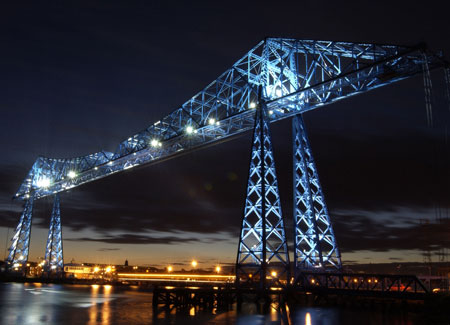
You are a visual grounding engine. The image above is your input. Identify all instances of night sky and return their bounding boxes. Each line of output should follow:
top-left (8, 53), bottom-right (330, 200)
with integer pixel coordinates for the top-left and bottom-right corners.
top-left (0, 2), bottom-right (449, 269)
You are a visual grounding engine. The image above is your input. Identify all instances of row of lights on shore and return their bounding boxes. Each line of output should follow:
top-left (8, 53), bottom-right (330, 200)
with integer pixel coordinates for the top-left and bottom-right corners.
top-left (93, 265), bottom-right (115, 273)
top-left (310, 278), bottom-right (379, 284)
top-left (12, 259), bottom-right (58, 270)
top-left (247, 271), bottom-right (278, 278)
top-left (164, 260), bottom-right (221, 273)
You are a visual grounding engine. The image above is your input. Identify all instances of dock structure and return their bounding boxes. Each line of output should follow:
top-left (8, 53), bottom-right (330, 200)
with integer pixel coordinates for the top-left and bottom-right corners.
top-left (150, 272), bottom-right (431, 310)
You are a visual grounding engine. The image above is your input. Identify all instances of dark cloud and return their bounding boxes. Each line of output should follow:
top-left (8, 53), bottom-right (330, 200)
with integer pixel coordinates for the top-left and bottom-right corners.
top-left (0, 166), bottom-right (33, 228)
top-left (97, 248), bottom-right (121, 252)
top-left (66, 233), bottom-right (208, 245)
top-left (333, 209), bottom-right (450, 253)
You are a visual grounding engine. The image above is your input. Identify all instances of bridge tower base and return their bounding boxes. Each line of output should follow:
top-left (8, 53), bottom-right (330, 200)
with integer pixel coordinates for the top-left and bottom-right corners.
top-left (44, 194), bottom-right (64, 273)
top-left (293, 114), bottom-right (342, 278)
top-left (236, 102), bottom-right (290, 289)
top-left (6, 197), bottom-right (34, 272)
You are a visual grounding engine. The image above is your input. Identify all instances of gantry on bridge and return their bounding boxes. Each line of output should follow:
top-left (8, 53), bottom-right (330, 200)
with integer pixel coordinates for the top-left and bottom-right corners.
top-left (6, 38), bottom-right (449, 288)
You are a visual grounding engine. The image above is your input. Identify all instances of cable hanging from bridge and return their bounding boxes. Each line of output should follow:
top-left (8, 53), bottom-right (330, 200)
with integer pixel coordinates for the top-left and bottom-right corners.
top-left (444, 67), bottom-right (450, 112)
top-left (422, 53), bottom-right (434, 127)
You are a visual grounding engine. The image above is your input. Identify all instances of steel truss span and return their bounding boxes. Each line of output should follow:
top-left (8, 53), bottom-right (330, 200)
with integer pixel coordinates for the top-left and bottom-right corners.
top-left (6, 38), bottom-right (447, 275)
top-left (14, 38), bottom-right (445, 201)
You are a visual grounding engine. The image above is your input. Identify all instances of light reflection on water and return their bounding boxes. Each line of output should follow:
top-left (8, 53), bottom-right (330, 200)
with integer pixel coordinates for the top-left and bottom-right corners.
top-left (305, 311), bottom-right (312, 325)
top-left (88, 284), bottom-right (112, 324)
top-left (0, 282), bottom-right (438, 324)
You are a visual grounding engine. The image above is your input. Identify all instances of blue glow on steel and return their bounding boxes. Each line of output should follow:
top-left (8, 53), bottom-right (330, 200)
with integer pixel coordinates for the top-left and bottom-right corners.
top-left (6, 38), bottom-right (446, 280)
top-left (293, 115), bottom-right (341, 276)
top-left (13, 39), bottom-right (441, 202)
top-left (6, 197), bottom-right (34, 269)
top-left (44, 194), bottom-right (64, 273)
top-left (236, 102), bottom-right (290, 288)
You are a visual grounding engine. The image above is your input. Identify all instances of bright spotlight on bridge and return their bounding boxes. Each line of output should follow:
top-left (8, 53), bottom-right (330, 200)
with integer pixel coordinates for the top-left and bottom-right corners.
top-left (36, 177), bottom-right (51, 188)
top-left (208, 118), bottom-right (216, 125)
top-left (215, 266), bottom-right (221, 273)
top-left (275, 86), bottom-right (282, 97)
top-left (186, 126), bottom-right (195, 134)
top-left (150, 139), bottom-right (162, 147)
top-left (249, 102), bottom-right (256, 109)
top-left (68, 171), bottom-right (77, 179)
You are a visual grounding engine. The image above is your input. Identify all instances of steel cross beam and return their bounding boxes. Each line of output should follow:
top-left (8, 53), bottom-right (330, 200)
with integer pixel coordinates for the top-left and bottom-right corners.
top-left (13, 39), bottom-right (446, 201)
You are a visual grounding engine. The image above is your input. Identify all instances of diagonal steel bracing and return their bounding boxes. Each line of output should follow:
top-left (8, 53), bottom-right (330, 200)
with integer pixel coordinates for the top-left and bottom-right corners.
top-left (6, 197), bottom-right (34, 270)
top-left (13, 39), bottom-right (445, 202)
top-left (293, 114), bottom-right (341, 275)
top-left (44, 194), bottom-right (64, 273)
top-left (236, 101), bottom-right (290, 289)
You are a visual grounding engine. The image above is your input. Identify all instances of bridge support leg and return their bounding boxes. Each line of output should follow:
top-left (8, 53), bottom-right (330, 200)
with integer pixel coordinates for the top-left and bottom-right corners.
top-left (292, 114), bottom-right (341, 279)
top-left (236, 101), bottom-right (290, 289)
top-left (6, 196), bottom-right (34, 273)
top-left (44, 194), bottom-right (64, 274)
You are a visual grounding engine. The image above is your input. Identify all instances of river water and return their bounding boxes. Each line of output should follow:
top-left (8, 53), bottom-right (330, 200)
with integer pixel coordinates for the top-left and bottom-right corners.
top-left (0, 282), bottom-right (445, 324)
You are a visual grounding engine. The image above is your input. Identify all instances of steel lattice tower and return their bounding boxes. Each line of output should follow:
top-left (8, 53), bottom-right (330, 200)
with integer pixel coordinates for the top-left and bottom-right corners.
top-left (6, 196), bottom-right (34, 270)
top-left (293, 114), bottom-right (341, 275)
top-left (44, 194), bottom-right (64, 273)
top-left (236, 101), bottom-right (290, 289)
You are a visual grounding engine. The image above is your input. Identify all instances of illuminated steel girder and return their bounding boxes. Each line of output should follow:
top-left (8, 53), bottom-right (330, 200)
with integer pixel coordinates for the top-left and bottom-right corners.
top-left (293, 115), bottom-right (341, 275)
top-left (44, 194), bottom-right (64, 273)
top-left (236, 102), bottom-right (290, 289)
top-left (13, 39), bottom-right (445, 201)
top-left (6, 197), bottom-right (34, 269)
